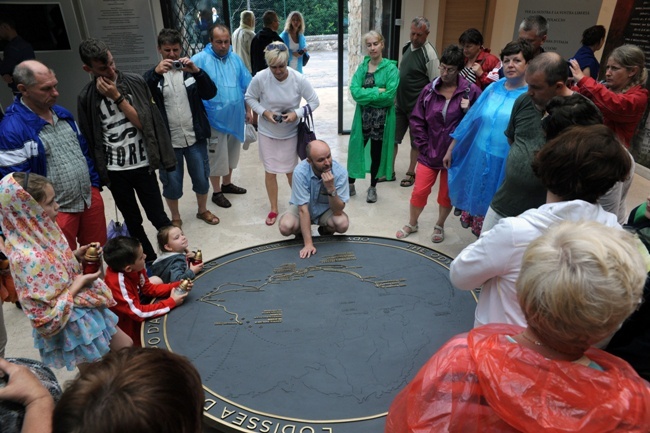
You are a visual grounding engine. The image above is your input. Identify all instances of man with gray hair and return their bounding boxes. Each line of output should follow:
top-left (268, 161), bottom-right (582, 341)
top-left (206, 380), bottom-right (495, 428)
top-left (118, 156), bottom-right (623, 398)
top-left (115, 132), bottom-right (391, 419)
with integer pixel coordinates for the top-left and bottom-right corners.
top-left (393, 16), bottom-right (439, 188)
top-left (518, 15), bottom-right (548, 57)
top-left (0, 60), bottom-right (106, 249)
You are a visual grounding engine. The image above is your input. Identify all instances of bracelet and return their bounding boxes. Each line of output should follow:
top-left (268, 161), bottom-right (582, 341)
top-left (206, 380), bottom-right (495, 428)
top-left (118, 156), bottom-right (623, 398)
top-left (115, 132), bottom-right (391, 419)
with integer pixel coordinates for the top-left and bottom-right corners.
top-left (114, 94), bottom-right (125, 106)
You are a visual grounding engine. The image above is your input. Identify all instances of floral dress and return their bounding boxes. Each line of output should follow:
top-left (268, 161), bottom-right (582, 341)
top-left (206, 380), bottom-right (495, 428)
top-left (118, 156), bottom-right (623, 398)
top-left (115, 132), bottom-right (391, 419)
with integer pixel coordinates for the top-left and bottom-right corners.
top-left (0, 174), bottom-right (118, 370)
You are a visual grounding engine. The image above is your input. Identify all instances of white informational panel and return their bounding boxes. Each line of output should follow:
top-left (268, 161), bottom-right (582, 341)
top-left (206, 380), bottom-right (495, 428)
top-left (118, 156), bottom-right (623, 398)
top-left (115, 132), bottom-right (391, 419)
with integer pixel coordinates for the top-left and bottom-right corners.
top-left (0, 0), bottom-right (90, 114)
top-left (78, 0), bottom-right (160, 75)
top-left (513, 0), bottom-right (603, 59)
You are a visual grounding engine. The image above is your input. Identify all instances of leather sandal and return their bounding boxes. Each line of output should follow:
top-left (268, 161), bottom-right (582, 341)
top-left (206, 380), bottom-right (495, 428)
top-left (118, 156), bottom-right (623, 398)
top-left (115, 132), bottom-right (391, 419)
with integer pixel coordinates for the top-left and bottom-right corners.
top-left (171, 219), bottom-right (183, 228)
top-left (212, 192), bottom-right (231, 208)
top-left (400, 172), bottom-right (415, 187)
top-left (396, 223), bottom-right (418, 239)
top-left (221, 183), bottom-right (247, 194)
top-left (196, 210), bottom-right (220, 225)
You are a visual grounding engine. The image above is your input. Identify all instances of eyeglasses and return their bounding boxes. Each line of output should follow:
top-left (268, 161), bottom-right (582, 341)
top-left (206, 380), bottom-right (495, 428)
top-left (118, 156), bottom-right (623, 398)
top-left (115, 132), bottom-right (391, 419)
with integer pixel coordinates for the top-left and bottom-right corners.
top-left (266, 43), bottom-right (287, 52)
top-left (438, 65), bottom-right (458, 74)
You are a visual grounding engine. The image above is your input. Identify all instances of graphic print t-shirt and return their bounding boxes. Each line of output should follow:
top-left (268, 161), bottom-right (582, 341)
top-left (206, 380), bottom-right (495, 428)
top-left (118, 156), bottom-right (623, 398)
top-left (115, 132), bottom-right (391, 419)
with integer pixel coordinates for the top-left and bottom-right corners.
top-left (100, 95), bottom-right (148, 171)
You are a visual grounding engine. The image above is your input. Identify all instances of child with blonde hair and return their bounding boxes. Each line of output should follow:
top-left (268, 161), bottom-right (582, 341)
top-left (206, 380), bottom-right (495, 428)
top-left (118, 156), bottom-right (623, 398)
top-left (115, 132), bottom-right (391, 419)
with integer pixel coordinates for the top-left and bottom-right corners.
top-left (150, 225), bottom-right (204, 283)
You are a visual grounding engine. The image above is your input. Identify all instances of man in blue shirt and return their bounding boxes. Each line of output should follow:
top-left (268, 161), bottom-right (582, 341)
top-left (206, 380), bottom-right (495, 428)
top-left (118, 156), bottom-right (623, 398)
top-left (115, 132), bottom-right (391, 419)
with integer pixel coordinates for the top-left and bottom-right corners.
top-left (279, 140), bottom-right (350, 258)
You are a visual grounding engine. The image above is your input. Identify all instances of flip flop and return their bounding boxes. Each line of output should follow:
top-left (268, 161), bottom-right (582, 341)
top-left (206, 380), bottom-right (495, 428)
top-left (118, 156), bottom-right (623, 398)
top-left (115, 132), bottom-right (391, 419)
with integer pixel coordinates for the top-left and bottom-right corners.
top-left (171, 219), bottom-right (183, 228)
top-left (265, 211), bottom-right (278, 226)
top-left (396, 223), bottom-right (418, 239)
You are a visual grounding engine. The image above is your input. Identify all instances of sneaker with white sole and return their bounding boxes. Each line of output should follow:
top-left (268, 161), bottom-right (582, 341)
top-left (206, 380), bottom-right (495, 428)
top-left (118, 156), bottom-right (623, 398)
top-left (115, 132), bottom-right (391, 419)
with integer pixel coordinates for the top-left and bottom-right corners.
top-left (366, 186), bottom-right (377, 203)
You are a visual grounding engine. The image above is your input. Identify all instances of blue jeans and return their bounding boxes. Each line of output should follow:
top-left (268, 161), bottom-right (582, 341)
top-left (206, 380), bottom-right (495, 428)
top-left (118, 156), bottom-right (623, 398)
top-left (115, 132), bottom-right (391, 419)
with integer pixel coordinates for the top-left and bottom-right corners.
top-left (159, 140), bottom-right (210, 200)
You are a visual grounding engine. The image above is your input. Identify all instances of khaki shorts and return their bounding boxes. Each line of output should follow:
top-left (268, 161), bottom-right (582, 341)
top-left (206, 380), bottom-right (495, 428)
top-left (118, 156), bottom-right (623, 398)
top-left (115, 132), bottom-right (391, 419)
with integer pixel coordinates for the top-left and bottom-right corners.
top-left (283, 204), bottom-right (334, 226)
top-left (208, 129), bottom-right (241, 176)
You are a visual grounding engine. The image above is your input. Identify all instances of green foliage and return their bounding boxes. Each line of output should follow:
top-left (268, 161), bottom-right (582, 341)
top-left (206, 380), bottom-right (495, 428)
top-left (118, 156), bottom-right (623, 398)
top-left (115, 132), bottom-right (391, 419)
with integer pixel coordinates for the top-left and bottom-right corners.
top-left (228, 0), bottom-right (340, 35)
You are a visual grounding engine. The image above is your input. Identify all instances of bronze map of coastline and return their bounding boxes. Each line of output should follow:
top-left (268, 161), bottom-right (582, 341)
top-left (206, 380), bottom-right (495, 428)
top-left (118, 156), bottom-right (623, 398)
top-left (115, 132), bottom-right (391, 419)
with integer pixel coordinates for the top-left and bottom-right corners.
top-left (143, 236), bottom-right (477, 433)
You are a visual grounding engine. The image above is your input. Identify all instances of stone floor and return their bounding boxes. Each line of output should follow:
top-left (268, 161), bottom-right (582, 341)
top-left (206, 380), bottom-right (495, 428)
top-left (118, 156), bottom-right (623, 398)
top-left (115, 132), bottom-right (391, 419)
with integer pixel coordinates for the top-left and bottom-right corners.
top-left (3, 70), bottom-right (649, 432)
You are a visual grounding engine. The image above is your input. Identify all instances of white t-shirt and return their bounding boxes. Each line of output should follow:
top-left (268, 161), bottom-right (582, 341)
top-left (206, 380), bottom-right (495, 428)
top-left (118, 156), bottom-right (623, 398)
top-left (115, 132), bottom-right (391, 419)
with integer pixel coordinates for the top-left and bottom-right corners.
top-left (99, 95), bottom-right (148, 171)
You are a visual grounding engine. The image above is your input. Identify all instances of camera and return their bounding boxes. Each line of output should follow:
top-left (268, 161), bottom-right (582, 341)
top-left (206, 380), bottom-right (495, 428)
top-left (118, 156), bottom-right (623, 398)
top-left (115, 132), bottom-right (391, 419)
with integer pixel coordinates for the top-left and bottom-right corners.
top-left (273, 114), bottom-right (283, 123)
top-left (172, 60), bottom-right (183, 70)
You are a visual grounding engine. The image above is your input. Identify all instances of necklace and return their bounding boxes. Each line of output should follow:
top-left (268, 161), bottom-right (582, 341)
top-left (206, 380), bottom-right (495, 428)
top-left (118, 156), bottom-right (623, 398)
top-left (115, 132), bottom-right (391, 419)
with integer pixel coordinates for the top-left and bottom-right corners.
top-left (521, 331), bottom-right (544, 346)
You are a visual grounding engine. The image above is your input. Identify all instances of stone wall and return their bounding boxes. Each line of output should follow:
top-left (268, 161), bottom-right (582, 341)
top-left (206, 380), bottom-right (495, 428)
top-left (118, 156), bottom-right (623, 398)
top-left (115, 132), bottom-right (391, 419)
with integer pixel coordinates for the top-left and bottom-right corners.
top-left (305, 35), bottom-right (348, 51)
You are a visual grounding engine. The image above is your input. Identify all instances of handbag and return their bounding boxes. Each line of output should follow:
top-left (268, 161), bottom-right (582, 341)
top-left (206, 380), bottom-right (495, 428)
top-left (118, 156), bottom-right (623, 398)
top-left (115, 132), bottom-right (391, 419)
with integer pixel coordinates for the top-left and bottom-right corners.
top-left (296, 104), bottom-right (316, 160)
top-left (302, 51), bottom-right (310, 67)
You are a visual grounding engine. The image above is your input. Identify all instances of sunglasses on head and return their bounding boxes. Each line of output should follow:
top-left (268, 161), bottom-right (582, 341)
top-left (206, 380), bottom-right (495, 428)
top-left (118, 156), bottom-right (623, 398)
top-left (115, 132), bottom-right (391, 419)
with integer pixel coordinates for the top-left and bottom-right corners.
top-left (266, 43), bottom-right (287, 52)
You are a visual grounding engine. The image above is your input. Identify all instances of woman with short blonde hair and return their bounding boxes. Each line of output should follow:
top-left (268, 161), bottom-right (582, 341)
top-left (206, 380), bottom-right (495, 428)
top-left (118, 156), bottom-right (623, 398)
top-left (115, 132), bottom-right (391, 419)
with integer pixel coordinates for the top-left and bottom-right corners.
top-left (245, 42), bottom-right (319, 226)
top-left (387, 220), bottom-right (650, 432)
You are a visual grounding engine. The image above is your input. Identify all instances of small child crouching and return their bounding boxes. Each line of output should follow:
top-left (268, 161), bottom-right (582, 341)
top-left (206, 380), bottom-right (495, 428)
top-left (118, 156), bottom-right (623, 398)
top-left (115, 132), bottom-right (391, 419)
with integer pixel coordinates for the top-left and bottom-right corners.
top-left (103, 236), bottom-right (188, 346)
top-left (150, 226), bottom-right (204, 283)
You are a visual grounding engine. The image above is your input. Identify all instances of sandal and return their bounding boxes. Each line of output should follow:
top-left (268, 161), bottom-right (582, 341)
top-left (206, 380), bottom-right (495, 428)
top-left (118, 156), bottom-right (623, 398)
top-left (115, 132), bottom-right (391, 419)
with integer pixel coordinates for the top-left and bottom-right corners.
top-left (431, 225), bottom-right (444, 243)
top-left (400, 171), bottom-right (416, 187)
top-left (196, 210), bottom-right (220, 225)
top-left (221, 183), bottom-right (247, 194)
top-left (396, 223), bottom-right (418, 239)
top-left (265, 211), bottom-right (278, 226)
top-left (171, 219), bottom-right (183, 228)
top-left (212, 192), bottom-right (232, 208)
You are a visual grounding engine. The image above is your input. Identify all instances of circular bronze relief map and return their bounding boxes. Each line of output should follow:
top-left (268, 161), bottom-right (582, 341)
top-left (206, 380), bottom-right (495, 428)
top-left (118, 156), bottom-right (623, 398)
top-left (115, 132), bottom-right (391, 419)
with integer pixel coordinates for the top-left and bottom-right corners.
top-left (143, 236), bottom-right (477, 433)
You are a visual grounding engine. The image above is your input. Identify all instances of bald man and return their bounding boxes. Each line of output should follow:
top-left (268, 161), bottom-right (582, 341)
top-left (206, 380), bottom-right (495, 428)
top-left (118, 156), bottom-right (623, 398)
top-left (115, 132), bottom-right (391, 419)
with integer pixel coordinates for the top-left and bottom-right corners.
top-left (279, 140), bottom-right (350, 258)
top-left (0, 60), bottom-right (106, 249)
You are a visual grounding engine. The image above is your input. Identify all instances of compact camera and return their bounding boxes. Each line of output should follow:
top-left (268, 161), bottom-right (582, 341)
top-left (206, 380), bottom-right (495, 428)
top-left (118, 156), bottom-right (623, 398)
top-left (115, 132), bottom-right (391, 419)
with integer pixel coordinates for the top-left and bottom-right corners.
top-left (273, 114), bottom-right (284, 123)
top-left (172, 60), bottom-right (183, 70)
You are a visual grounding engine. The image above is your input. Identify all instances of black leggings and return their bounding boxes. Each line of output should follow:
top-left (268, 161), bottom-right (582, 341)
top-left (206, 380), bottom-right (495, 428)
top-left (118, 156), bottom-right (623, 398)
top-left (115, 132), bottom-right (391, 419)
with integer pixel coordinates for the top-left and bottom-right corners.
top-left (349, 138), bottom-right (383, 187)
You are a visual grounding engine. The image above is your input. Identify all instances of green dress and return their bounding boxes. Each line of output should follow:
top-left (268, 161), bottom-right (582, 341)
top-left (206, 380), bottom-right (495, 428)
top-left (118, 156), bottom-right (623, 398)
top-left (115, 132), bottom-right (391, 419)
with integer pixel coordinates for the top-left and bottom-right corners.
top-left (347, 56), bottom-right (399, 180)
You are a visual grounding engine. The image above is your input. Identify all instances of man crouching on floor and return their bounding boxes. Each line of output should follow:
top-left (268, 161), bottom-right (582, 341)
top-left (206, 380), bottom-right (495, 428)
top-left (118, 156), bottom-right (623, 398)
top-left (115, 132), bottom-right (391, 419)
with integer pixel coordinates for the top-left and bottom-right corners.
top-left (279, 140), bottom-right (350, 258)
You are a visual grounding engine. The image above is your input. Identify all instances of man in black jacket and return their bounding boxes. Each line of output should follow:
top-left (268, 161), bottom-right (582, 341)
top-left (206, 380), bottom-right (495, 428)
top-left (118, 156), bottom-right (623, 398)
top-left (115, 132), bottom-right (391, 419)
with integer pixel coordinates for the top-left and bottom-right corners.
top-left (250, 10), bottom-right (282, 76)
top-left (144, 29), bottom-right (219, 227)
top-left (77, 38), bottom-right (174, 262)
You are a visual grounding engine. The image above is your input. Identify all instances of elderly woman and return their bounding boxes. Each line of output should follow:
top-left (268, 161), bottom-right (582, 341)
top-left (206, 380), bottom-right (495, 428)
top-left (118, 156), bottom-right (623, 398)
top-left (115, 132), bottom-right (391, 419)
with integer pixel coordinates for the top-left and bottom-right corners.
top-left (280, 11), bottom-right (308, 73)
top-left (445, 40), bottom-right (532, 237)
top-left (457, 28), bottom-right (501, 89)
top-left (347, 31), bottom-right (399, 203)
top-left (245, 42), bottom-right (319, 226)
top-left (387, 220), bottom-right (650, 432)
top-left (395, 45), bottom-right (480, 242)
top-left (570, 44), bottom-right (648, 149)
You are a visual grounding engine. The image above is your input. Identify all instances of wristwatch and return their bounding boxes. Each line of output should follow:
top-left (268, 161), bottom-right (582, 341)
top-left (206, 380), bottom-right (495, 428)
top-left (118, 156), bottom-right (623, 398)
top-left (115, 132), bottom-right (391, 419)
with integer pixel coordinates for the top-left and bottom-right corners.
top-left (328, 189), bottom-right (337, 197)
